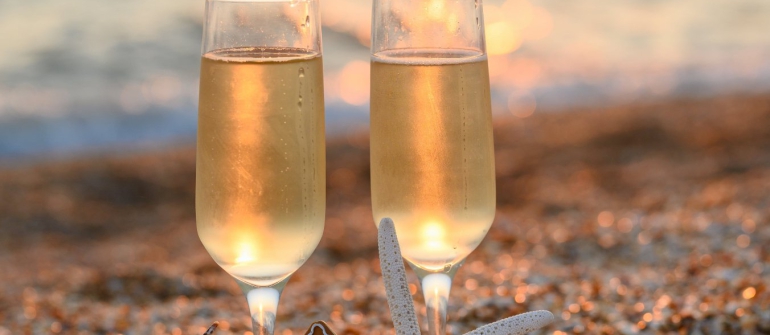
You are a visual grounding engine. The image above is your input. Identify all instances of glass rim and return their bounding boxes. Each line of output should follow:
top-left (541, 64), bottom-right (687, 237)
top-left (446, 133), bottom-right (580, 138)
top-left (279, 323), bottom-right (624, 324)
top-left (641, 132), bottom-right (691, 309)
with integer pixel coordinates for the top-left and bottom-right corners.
top-left (201, 0), bottom-right (322, 55)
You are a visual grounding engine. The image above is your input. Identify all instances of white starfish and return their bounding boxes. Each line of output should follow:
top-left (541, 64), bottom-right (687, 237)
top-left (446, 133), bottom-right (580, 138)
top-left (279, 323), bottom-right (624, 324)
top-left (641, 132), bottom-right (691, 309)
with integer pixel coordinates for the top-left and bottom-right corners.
top-left (377, 218), bottom-right (554, 335)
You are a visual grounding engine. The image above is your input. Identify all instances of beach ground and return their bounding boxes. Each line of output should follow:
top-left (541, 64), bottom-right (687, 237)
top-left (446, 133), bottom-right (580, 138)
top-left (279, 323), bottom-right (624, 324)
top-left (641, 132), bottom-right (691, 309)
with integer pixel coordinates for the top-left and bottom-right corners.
top-left (1, 94), bottom-right (769, 335)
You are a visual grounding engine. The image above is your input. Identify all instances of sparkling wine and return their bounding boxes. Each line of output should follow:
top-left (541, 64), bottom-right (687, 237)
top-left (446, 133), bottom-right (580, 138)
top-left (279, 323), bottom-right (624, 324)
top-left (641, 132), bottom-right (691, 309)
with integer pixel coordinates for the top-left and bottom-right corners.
top-left (197, 47), bottom-right (325, 286)
top-left (370, 49), bottom-right (496, 272)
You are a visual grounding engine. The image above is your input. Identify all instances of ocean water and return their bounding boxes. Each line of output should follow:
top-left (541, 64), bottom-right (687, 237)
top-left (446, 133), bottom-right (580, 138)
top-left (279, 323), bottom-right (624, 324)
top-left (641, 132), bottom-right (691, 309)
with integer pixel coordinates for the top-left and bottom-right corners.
top-left (1, 0), bottom-right (769, 159)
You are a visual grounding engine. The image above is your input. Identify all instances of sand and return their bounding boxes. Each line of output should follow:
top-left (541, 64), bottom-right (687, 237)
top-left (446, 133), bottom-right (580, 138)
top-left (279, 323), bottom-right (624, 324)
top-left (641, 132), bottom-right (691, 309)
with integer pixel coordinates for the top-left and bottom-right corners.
top-left (1, 94), bottom-right (768, 335)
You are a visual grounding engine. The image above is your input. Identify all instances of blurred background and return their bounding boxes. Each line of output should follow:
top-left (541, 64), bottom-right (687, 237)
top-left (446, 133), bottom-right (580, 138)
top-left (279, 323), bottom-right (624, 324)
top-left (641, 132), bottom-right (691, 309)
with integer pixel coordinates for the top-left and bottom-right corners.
top-left (1, 0), bottom-right (769, 159)
top-left (1, 0), bottom-right (769, 334)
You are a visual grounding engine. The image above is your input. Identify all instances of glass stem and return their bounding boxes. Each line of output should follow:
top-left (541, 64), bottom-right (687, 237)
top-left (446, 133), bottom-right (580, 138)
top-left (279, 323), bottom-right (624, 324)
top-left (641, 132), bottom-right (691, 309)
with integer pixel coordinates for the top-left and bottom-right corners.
top-left (420, 273), bottom-right (453, 335)
top-left (240, 283), bottom-right (284, 335)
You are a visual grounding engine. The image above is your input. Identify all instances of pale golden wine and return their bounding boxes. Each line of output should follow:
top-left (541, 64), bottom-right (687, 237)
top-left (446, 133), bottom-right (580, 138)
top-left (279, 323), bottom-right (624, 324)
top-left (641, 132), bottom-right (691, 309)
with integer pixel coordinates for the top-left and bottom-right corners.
top-left (370, 49), bottom-right (495, 272)
top-left (197, 47), bottom-right (325, 286)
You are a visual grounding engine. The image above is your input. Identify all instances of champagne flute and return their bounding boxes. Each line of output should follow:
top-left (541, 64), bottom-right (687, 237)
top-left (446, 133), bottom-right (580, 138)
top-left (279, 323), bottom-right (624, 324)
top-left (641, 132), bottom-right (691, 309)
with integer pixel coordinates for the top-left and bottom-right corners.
top-left (369, 0), bottom-right (494, 334)
top-left (196, 1), bottom-right (325, 334)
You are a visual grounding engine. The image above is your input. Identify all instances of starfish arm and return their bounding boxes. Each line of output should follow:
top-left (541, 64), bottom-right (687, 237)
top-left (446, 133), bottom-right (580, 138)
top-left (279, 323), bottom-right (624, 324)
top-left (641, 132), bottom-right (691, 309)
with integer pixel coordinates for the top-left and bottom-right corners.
top-left (378, 218), bottom-right (421, 335)
top-left (462, 310), bottom-right (554, 335)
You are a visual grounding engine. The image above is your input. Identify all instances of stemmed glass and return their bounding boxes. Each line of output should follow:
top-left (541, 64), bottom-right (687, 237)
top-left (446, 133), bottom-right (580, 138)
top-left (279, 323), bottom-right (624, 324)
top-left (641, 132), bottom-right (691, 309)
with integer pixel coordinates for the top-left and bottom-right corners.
top-left (369, 0), bottom-right (494, 334)
top-left (196, 1), bottom-right (325, 334)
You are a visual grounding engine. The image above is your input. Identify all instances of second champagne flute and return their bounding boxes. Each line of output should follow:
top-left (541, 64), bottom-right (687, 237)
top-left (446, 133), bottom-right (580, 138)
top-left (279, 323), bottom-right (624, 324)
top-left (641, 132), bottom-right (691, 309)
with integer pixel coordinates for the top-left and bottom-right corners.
top-left (370, 0), bottom-right (495, 334)
top-left (196, 1), bottom-right (325, 334)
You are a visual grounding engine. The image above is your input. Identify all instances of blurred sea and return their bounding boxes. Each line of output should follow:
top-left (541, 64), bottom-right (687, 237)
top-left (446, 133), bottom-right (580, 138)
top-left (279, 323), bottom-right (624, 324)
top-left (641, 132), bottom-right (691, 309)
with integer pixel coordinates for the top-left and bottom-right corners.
top-left (1, 0), bottom-right (769, 159)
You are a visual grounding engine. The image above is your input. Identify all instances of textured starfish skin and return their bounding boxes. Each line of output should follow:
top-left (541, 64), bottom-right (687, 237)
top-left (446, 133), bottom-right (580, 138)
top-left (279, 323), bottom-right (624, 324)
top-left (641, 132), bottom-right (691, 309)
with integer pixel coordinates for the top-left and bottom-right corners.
top-left (463, 311), bottom-right (554, 335)
top-left (378, 218), bottom-right (422, 335)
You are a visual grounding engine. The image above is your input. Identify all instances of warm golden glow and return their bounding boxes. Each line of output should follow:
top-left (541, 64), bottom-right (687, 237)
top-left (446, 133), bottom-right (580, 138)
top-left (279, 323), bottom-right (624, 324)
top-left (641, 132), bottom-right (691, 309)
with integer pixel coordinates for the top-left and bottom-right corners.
top-left (422, 220), bottom-right (447, 250)
top-left (426, 0), bottom-right (447, 21)
top-left (230, 64), bottom-right (266, 146)
top-left (743, 287), bottom-right (756, 299)
top-left (235, 239), bottom-right (258, 264)
top-left (446, 13), bottom-right (459, 34)
top-left (370, 56), bottom-right (495, 270)
top-left (319, 0), bottom-right (560, 107)
top-left (486, 21), bottom-right (523, 55)
top-left (197, 50), bottom-right (325, 287)
top-left (422, 221), bottom-right (447, 240)
top-left (204, 59), bottom-right (273, 268)
top-left (412, 67), bottom-right (444, 212)
top-left (483, 0), bottom-right (553, 56)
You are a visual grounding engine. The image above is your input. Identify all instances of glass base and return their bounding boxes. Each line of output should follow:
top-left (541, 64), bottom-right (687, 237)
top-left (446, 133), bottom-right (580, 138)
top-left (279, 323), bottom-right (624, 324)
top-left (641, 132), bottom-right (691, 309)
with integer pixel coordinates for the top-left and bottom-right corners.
top-left (236, 276), bottom-right (289, 335)
top-left (418, 272), bottom-right (455, 335)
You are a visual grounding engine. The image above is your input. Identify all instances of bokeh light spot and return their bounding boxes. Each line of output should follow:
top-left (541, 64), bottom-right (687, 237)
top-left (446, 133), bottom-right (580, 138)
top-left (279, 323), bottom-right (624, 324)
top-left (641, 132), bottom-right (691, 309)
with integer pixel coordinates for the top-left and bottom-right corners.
top-left (507, 90), bottom-right (536, 118)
